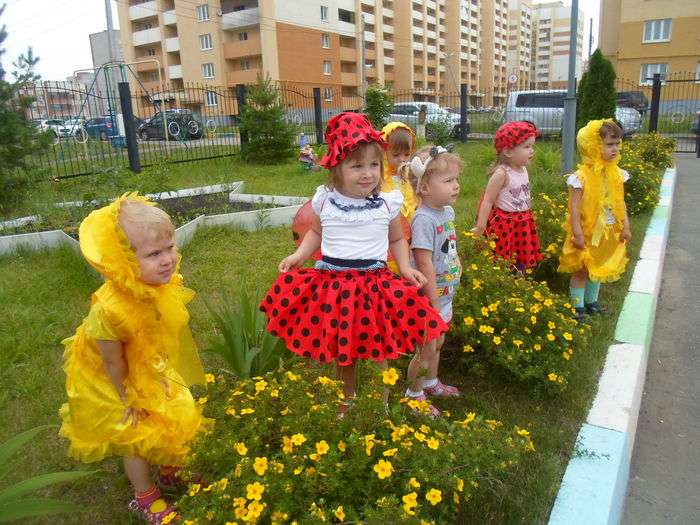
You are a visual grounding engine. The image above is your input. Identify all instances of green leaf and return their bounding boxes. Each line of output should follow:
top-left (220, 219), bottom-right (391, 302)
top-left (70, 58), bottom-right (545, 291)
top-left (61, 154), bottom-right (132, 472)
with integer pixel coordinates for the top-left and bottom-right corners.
top-left (0, 497), bottom-right (81, 523)
top-left (0, 470), bottom-right (97, 504)
top-left (0, 425), bottom-right (54, 480)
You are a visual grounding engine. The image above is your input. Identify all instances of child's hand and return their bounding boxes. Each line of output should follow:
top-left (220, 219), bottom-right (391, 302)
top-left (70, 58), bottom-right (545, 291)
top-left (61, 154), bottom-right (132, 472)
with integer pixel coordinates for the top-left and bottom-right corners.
top-left (572, 231), bottom-right (585, 249)
top-left (279, 252), bottom-right (304, 273)
top-left (400, 266), bottom-right (428, 288)
top-left (620, 228), bottom-right (632, 242)
top-left (471, 225), bottom-right (486, 236)
top-left (121, 404), bottom-right (148, 427)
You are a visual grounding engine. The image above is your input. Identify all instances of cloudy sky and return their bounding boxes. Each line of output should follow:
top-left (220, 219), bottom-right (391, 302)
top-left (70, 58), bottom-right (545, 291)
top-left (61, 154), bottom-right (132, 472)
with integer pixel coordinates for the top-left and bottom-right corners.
top-left (1, 0), bottom-right (601, 81)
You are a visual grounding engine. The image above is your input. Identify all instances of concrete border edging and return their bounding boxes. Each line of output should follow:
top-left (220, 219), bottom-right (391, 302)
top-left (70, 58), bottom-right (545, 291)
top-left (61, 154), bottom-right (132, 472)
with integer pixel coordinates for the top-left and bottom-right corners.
top-left (548, 166), bottom-right (677, 525)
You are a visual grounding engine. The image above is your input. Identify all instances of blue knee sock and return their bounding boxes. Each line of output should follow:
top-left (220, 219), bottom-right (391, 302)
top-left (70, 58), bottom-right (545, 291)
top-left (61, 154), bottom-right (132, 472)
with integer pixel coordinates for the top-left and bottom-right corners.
top-left (569, 287), bottom-right (585, 309)
top-left (584, 280), bottom-right (601, 305)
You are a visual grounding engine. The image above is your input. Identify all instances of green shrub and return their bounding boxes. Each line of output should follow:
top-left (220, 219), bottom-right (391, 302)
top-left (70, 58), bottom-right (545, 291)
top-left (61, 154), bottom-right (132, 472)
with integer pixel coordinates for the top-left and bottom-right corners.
top-left (179, 365), bottom-right (534, 524)
top-left (425, 116), bottom-right (454, 146)
top-left (576, 50), bottom-right (616, 130)
top-left (620, 133), bottom-right (675, 215)
top-left (451, 235), bottom-right (589, 394)
top-left (363, 84), bottom-right (393, 129)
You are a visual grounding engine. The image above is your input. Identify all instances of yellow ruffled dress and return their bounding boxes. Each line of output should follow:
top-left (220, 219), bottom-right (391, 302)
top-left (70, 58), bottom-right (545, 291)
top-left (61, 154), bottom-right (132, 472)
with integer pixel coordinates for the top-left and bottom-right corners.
top-left (59, 194), bottom-right (210, 466)
top-left (558, 119), bottom-right (628, 282)
top-left (381, 122), bottom-right (419, 222)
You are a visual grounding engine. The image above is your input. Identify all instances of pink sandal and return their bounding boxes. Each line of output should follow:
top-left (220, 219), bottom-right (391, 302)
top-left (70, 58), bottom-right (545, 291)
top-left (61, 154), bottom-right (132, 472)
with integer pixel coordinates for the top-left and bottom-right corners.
top-left (411, 394), bottom-right (441, 419)
top-left (128, 496), bottom-right (178, 524)
top-left (423, 380), bottom-right (460, 398)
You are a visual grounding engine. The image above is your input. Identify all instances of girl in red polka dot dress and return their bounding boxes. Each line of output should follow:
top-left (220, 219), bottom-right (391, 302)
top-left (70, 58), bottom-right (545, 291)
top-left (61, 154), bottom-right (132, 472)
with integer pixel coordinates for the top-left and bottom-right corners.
top-left (260, 112), bottom-right (448, 403)
top-left (473, 121), bottom-right (543, 271)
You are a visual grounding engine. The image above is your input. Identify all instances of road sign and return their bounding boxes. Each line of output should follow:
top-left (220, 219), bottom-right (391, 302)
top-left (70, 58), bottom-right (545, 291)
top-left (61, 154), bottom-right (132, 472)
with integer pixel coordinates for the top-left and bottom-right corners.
top-left (508, 74), bottom-right (518, 85)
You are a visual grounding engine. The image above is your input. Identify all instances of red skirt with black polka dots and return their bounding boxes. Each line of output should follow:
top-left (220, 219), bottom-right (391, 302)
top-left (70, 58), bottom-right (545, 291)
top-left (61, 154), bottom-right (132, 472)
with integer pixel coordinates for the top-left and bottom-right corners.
top-left (485, 207), bottom-right (543, 269)
top-left (259, 267), bottom-right (448, 366)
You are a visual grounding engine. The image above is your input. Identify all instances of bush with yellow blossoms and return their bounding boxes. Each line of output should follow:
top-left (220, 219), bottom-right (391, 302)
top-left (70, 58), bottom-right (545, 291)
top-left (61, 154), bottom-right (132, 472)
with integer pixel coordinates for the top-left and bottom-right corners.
top-left (451, 235), bottom-right (589, 394)
top-left (177, 365), bottom-right (535, 524)
top-left (619, 132), bottom-right (675, 216)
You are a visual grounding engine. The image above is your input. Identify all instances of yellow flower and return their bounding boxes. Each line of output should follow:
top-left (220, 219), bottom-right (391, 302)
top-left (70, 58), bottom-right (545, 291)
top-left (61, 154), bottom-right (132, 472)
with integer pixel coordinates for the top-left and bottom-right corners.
top-left (282, 436), bottom-right (294, 454)
top-left (373, 459), bottom-right (394, 479)
top-left (544, 298), bottom-right (553, 307)
top-left (291, 433), bottom-right (306, 446)
top-left (270, 389), bottom-right (279, 398)
top-left (255, 380), bottom-right (268, 393)
top-left (204, 373), bottom-right (215, 384)
top-left (534, 343), bottom-right (542, 351)
top-left (472, 278), bottom-right (482, 290)
top-left (548, 321), bottom-right (556, 330)
top-left (234, 442), bottom-right (248, 456)
top-left (316, 440), bottom-right (330, 456)
top-left (414, 431), bottom-right (426, 442)
top-left (253, 456), bottom-right (268, 476)
top-left (463, 344), bottom-right (475, 353)
top-left (563, 332), bottom-right (573, 341)
top-left (316, 375), bottom-right (334, 385)
top-left (383, 448), bottom-right (398, 457)
top-left (456, 478), bottom-right (464, 492)
top-left (402, 492), bottom-right (418, 515)
top-left (480, 307), bottom-right (489, 317)
top-left (513, 339), bottom-right (523, 347)
top-left (286, 371), bottom-right (301, 381)
top-left (562, 351), bottom-right (571, 360)
top-left (426, 437), bottom-right (439, 450)
top-left (365, 434), bottom-right (376, 456)
top-left (247, 500), bottom-right (264, 520)
top-left (409, 477), bottom-right (421, 488)
top-left (464, 316), bottom-right (475, 326)
top-left (533, 291), bottom-right (544, 301)
top-left (457, 412), bottom-right (476, 427)
top-left (337, 440), bottom-right (346, 452)
top-left (188, 483), bottom-right (201, 497)
top-left (246, 481), bottom-right (265, 501)
top-left (547, 333), bottom-right (556, 341)
top-left (382, 367), bottom-right (399, 386)
top-left (197, 396), bottom-right (208, 405)
top-left (240, 408), bottom-right (255, 415)
top-left (479, 324), bottom-right (495, 334)
top-left (493, 336), bottom-right (502, 345)
top-left (548, 372), bottom-right (558, 382)
top-left (334, 506), bottom-right (346, 521)
top-left (426, 488), bottom-right (442, 506)
top-left (530, 315), bottom-right (537, 324)
top-left (234, 497), bottom-right (247, 508)
top-left (517, 428), bottom-right (530, 437)
top-left (162, 511), bottom-right (177, 524)
top-left (280, 407), bottom-right (289, 416)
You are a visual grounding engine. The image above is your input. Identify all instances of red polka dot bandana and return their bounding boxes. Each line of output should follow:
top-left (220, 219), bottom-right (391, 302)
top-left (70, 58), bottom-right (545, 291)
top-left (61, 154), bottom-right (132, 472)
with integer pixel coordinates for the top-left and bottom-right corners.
top-left (494, 121), bottom-right (540, 153)
top-left (320, 112), bottom-right (387, 169)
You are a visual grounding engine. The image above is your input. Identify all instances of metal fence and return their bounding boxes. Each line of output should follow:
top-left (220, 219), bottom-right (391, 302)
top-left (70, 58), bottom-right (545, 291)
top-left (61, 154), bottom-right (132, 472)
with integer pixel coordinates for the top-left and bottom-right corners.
top-left (19, 73), bottom-right (700, 179)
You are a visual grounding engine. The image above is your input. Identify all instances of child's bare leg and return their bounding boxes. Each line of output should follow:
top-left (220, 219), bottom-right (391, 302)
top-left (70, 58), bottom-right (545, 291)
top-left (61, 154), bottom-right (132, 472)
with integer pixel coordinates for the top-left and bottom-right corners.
top-left (123, 456), bottom-right (153, 493)
top-left (425, 334), bottom-right (445, 380)
top-left (407, 339), bottom-right (437, 392)
top-left (336, 362), bottom-right (357, 399)
top-left (570, 267), bottom-right (588, 289)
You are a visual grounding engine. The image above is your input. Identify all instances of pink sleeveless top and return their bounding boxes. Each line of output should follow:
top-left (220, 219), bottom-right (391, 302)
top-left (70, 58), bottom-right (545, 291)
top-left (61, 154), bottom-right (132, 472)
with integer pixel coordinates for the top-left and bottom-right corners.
top-left (494, 165), bottom-right (531, 212)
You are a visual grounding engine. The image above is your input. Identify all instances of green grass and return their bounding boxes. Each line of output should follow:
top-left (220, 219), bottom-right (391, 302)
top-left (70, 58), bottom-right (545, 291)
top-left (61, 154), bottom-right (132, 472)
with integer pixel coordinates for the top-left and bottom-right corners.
top-left (0, 142), bottom-right (654, 523)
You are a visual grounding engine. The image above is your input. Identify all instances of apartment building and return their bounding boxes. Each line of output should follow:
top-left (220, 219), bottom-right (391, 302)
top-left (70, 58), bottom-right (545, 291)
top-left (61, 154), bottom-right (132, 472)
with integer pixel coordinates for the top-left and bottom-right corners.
top-left (506, 0), bottom-right (533, 91)
top-left (117, 0), bottom-right (499, 112)
top-left (530, 1), bottom-right (583, 89)
top-left (599, 0), bottom-right (700, 84)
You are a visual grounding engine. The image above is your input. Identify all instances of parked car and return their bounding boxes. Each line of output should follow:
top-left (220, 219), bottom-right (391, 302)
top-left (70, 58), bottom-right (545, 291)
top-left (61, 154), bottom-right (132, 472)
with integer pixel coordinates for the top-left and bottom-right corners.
top-left (504, 89), bottom-right (641, 136)
top-left (691, 108), bottom-right (700, 134)
top-left (32, 118), bottom-right (64, 137)
top-left (138, 110), bottom-right (203, 141)
top-left (616, 91), bottom-right (649, 114)
top-left (57, 117), bottom-right (86, 138)
top-left (84, 115), bottom-right (119, 141)
top-left (388, 102), bottom-right (470, 138)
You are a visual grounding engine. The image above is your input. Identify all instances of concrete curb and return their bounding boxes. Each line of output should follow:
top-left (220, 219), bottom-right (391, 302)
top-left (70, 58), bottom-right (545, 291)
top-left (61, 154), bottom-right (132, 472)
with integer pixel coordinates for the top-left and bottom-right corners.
top-left (548, 166), bottom-right (677, 525)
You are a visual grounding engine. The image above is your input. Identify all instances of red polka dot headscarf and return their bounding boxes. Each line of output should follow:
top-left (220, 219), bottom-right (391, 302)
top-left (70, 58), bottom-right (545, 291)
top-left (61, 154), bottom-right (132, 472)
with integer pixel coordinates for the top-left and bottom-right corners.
top-left (320, 112), bottom-right (387, 169)
top-left (494, 121), bottom-right (540, 154)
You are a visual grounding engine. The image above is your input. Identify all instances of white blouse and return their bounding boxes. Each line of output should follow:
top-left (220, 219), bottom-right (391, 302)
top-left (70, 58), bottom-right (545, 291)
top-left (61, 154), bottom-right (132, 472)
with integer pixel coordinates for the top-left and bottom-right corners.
top-left (310, 185), bottom-right (403, 260)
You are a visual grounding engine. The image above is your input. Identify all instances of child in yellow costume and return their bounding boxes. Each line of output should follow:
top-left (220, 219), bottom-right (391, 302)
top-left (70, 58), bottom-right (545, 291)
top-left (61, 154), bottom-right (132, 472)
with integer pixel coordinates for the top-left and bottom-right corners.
top-left (558, 119), bottom-right (631, 319)
top-left (59, 194), bottom-right (210, 525)
top-left (381, 122), bottom-right (418, 272)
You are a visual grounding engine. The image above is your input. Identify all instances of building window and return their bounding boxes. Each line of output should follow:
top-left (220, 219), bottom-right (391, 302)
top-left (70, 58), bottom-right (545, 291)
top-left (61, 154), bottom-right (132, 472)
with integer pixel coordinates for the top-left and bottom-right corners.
top-left (241, 60), bottom-right (251, 70)
top-left (205, 91), bottom-right (218, 106)
top-left (321, 33), bottom-right (330, 48)
top-left (640, 63), bottom-right (667, 84)
top-left (142, 22), bottom-right (153, 30)
top-left (320, 5), bottom-right (328, 21)
top-left (196, 4), bottom-right (209, 21)
top-left (643, 19), bottom-right (671, 43)
top-left (323, 87), bottom-right (333, 101)
top-left (147, 48), bottom-right (156, 56)
top-left (202, 62), bottom-right (214, 78)
top-left (199, 34), bottom-right (213, 50)
top-left (338, 8), bottom-right (354, 23)
top-left (239, 31), bottom-right (248, 41)
top-left (323, 60), bottom-right (332, 75)
top-left (148, 72), bottom-right (158, 81)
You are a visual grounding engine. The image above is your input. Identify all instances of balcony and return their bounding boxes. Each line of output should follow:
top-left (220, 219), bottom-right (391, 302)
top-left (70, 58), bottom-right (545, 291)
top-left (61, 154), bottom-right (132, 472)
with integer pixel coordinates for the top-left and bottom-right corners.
top-left (222, 7), bottom-right (260, 31)
top-left (364, 31), bottom-right (375, 43)
top-left (383, 40), bottom-right (394, 50)
top-left (341, 71), bottom-right (358, 85)
top-left (383, 24), bottom-right (394, 34)
top-left (169, 65), bottom-right (182, 79)
top-left (133, 56), bottom-right (161, 72)
top-left (163, 10), bottom-right (176, 25)
top-left (362, 13), bottom-right (375, 25)
top-left (226, 68), bottom-right (261, 85)
top-left (339, 46), bottom-right (356, 61)
top-left (165, 37), bottom-right (180, 53)
top-left (223, 37), bottom-right (262, 60)
top-left (133, 27), bottom-right (161, 46)
top-left (382, 8), bottom-right (393, 17)
top-left (384, 56), bottom-right (395, 66)
top-left (129, 1), bottom-right (157, 21)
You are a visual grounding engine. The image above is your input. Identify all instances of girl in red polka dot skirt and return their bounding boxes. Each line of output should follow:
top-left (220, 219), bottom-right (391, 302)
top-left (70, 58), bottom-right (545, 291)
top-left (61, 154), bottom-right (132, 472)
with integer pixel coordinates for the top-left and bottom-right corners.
top-left (260, 112), bottom-right (448, 404)
top-left (473, 121), bottom-right (543, 271)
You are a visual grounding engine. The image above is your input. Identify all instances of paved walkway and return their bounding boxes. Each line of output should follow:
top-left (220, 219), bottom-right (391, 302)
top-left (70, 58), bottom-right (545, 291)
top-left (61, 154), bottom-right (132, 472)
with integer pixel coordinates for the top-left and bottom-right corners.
top-left (623, 153), bottom-right (700, 524)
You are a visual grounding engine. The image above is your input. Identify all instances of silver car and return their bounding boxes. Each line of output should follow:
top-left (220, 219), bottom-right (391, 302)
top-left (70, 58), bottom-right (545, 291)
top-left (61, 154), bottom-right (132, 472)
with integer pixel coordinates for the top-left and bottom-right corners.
top-left (388, 102), bottom-right (469, 137)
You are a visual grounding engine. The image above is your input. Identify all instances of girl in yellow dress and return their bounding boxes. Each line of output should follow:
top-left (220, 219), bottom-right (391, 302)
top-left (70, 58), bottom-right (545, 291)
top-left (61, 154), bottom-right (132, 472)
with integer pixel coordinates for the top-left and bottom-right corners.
top-left (558, 119), bottom-right (632, 319)
top-left (59, 194), bottom-right (210, 524)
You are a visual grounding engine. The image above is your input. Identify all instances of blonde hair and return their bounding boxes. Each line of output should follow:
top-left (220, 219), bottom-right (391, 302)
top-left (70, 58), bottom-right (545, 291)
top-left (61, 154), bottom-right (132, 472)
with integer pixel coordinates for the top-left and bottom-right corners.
top-left (408, 145), bottom-right (464, 195)
top-left (327, 142), bottom-right (385, 195)
top-left (119, 199), bottom-right (174, 245)
top-left (387, 127), bottom-right (414, 155)
top-left (486, 151), bottom-right (509, 178)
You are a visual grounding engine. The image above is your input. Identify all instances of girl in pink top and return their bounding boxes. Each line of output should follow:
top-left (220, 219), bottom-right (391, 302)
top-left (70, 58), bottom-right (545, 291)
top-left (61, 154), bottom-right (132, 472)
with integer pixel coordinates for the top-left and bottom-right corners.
top-left (473, 121), bottom-right (543, 270)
